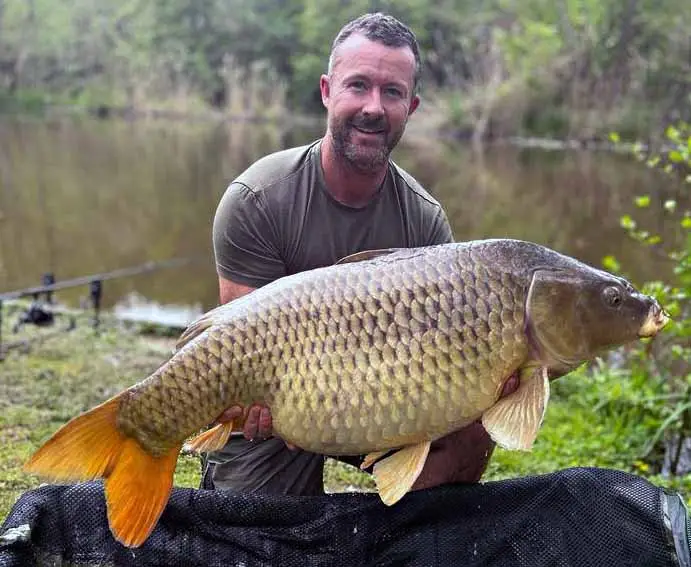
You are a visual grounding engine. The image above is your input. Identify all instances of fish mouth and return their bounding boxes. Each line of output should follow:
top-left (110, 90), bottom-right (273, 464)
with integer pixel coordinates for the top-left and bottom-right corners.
top-left (638, 302), bottom-right (670, 337)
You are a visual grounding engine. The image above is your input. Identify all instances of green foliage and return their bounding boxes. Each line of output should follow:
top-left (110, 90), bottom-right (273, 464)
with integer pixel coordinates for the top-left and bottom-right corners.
top-left (521, 105), bottom-right (571, 138)
top-left (324, 458), bottom-right (375, 492)
top-left (605, 122), bottom-right (691, 476)
top-left (0, 0), bottom-right (689, 134)
top-left (0, 89), bottom-right (49, 115)
top-left (0, 319), bottom-right (182, 520)
top-left (489, 362), bottom-right (691, 503)
top-left (488, 370), bottom-right (670, 478)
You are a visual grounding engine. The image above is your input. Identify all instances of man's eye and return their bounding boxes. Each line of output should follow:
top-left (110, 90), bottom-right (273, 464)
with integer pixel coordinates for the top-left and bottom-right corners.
top-left (385, 87), bottom-right (403, 98)
top-left (350, 81), bottom-right (366, 91)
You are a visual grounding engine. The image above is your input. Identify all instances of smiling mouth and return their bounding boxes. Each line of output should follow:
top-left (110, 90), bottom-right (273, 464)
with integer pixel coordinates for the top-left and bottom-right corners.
top-left (352, 125), bottom-right (385, 135)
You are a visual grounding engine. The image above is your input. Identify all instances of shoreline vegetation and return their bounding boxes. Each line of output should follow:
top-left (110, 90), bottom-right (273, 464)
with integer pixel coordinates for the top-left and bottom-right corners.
top-left (1, 1), bottom-right (689, 146)
top-left (0, 98), bottom-right (663, 158)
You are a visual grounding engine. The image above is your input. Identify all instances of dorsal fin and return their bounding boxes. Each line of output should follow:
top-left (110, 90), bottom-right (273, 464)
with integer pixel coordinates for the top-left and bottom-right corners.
top-left (336, 248), bottom-right (400, 265)
top-left (174, 301), bottom-right (237, 351)
top-left (175, 313), bottom-right (215, 351)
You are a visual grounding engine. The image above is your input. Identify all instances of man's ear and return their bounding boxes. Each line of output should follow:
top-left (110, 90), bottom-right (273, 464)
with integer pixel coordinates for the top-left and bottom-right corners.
top-left (320, 75), bottom-right (330, 108)
top-left (408, 94), bottom-right (420, 116)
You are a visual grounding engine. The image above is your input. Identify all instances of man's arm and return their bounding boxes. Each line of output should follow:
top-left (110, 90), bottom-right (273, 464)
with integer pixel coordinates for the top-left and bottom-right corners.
top-left (219, 276), bottom-right (255, 305)
top-left (211, 181), bottom-right (292, 441)
top-left (213, 183), bottom-right (287, 289)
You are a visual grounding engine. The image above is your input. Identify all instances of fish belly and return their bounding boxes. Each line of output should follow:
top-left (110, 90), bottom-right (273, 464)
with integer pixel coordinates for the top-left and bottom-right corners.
top-left (119, 244), bottom-right (528, 456)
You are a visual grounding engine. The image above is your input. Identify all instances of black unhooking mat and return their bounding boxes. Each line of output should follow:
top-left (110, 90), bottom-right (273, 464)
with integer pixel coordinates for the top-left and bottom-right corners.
top-left (1, 467), bottom-right (689, 567)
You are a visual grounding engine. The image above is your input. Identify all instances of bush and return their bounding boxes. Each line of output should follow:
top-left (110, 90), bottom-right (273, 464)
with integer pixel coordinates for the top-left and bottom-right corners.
top-left (604, 123), bottom-right (691, 476)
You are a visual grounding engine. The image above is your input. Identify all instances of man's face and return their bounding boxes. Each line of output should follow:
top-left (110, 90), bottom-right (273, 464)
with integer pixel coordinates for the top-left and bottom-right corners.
top-left (321, 35), bottom-right (420, 173)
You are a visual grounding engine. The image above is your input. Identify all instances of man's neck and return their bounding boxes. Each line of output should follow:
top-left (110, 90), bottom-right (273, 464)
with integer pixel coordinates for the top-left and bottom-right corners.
top-left (320, 136), bottom-right (388, 208)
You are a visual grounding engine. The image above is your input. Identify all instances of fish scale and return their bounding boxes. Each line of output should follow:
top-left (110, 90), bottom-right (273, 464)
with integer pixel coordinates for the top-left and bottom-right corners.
top-left (26, 239), bottom-right (670, 548)
top-left (117, 244), bottom-right (523, 456)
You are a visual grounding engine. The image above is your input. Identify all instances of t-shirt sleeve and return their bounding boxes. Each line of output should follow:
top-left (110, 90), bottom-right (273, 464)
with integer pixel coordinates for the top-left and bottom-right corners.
top-left (212, 182), bottom-right (287, 287)
top-left (426, 206), bottom-right (455, 245)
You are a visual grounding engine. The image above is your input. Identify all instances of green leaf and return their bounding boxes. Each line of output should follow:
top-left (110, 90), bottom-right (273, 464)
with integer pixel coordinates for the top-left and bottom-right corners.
top-left (642, 402), bottom-right (691, 458)
top-left (671, 345), bottom-right (685, 358)
top-left (669, 150), bottom-right (683, 163)
top-left (602, 255), bottom-right (621, 272)
top-left (635, 195), bottom-right (650, 208)
top-left (666, 125), bottom-right (680, 142)
top-left (664, 200), bottom-right (677, 212)
top-left (620, 215), bottom-right (636, 230)
top-left (682, 217), bottom-right (691, 229)
top-left (608, 132), bottom-right (620, 143)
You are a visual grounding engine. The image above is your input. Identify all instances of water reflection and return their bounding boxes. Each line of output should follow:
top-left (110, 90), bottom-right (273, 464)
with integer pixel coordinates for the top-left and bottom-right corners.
top-left (0, 116), bottom-right (685, 317)
top-left (113, 292), bottom-right (204, 328)
top-left (396, 139), bottom-right (684, 283)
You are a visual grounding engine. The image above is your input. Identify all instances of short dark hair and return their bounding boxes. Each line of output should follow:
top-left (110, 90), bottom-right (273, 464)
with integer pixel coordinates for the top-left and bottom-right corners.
top-left (328, 13), bottom-right (422, 95)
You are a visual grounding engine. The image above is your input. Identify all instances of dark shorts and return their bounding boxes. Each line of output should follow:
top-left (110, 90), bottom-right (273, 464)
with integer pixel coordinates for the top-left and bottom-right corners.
top-left (201, 434), bottom-right (326, 496)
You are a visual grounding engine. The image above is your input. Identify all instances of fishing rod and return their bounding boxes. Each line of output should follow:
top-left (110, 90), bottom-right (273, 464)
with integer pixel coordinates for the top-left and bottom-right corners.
top-left (0, 257), bottom-right (194, 361)
top-left (0, 258), bottom-right (192, 302)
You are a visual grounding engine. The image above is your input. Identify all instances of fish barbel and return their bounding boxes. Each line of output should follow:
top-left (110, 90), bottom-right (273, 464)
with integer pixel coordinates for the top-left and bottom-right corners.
top-left (24, 239), bottom-right (669, 547)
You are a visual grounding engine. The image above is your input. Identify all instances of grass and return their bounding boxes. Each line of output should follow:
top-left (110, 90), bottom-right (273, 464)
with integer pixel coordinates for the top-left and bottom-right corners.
top-left (0, 319), bottom-right (186, 518)
top-left (1, 315), bottom-right (688, 525)
top-left (0, 314), bottom-right (377, 521)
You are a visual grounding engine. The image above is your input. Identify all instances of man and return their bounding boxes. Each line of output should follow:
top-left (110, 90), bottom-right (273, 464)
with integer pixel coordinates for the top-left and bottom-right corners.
top-left (204, 12), bottom-right (516, 495)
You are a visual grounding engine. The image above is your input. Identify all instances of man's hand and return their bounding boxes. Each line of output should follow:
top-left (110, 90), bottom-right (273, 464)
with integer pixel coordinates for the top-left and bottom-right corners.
top-left (411, 371), bottom-right (520, 490)
top-left (215, 404), bottom-right (296, 450)
top-left (216, 405), bottom-right (272, 440)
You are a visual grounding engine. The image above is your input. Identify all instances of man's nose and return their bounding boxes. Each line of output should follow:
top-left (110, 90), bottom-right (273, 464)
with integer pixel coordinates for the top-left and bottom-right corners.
top-left (362, 89), bottom-right (384, 116)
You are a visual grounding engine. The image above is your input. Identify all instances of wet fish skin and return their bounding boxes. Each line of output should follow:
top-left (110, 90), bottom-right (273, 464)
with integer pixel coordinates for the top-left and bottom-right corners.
top-left (24, 238), bottom-right (668, 548)
top-left (118, 241), bottom-right (529, 456)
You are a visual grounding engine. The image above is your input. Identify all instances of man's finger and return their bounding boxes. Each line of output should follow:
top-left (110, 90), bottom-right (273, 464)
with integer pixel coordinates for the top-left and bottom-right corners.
top-left (217, 405), bottom-right (243, 424)
top-left (244, 405), bottom-right (261, 440)
top-left (500, 371), bottom-right (520, 397)
top-left (258, 406), bottom-right (272, 438)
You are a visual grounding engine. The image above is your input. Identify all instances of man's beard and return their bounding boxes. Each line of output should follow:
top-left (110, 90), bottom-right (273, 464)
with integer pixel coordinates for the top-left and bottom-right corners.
top-left (330, 113), bottom-right (405, 173)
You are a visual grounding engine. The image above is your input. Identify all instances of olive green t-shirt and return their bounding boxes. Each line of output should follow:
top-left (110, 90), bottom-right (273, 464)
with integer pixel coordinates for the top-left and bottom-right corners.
top-left (212, 139), bottom-right (454, 287)
top-left (207, 138), bottom-right (454, 496)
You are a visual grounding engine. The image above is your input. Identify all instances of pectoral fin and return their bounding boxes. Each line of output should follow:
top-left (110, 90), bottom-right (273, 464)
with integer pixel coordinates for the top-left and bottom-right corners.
top-left (481, 367), bottom-right (550, 451)
top-left (360, 449), bottom-right (390, 470)
top-left (184, 421), bottom-right (235, 453)
top-left (372, 441), bottom-right (431, 506)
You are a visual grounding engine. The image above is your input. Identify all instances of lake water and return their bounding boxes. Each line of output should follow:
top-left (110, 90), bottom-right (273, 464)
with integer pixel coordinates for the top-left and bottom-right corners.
top-left (0, 115), bottom-right (686, 326)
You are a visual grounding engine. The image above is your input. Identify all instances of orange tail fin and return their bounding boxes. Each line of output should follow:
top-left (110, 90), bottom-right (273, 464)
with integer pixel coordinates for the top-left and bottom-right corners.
top-left (24, 394), bottom-right (182, 547)
top-left (105, 437), bottom-right (180, 547)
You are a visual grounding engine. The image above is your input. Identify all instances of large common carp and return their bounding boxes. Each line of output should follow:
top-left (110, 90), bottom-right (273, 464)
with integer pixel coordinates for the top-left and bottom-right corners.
top-left (25, 239), bottom-right (669, 547)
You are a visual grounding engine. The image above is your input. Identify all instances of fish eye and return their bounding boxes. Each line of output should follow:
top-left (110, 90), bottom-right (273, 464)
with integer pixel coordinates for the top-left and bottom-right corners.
top-left (603, 286), bottom-right (622, 308)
